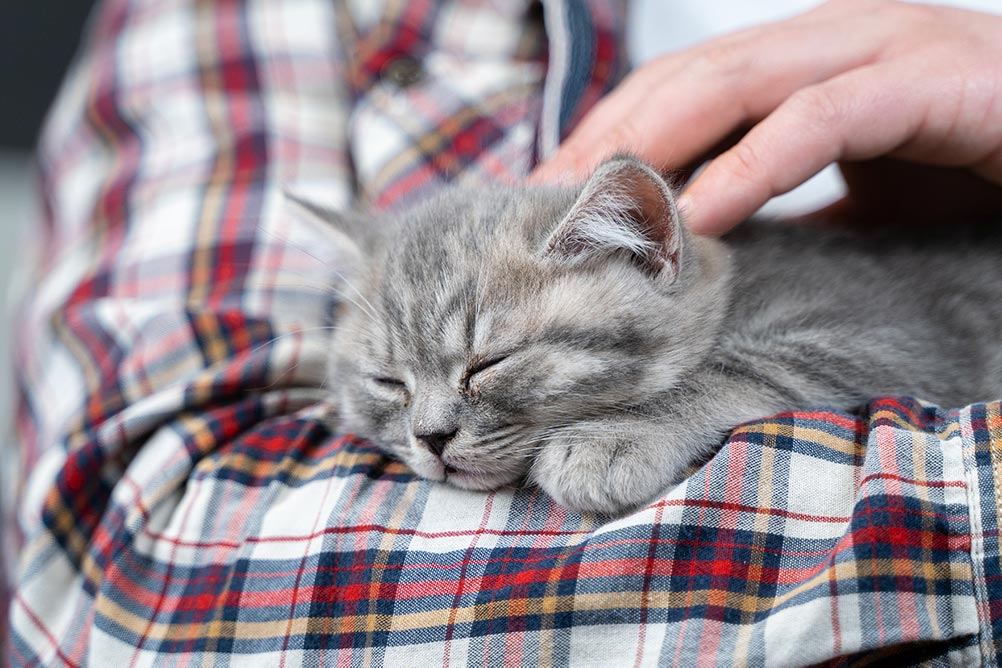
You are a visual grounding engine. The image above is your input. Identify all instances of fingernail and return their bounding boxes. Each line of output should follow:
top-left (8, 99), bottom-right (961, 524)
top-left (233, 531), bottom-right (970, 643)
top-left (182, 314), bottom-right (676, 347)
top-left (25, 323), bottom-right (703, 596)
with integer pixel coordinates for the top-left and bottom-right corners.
top-left (676, 195), bottom-right (692, 219)
top-left (677, 195), bottom-right (708, 234)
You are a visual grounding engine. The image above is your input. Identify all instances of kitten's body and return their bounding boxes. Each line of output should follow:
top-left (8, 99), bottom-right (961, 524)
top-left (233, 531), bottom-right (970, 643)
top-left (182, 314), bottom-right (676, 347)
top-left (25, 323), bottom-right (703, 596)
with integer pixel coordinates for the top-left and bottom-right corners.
top-left (725, 223), bottom-right (1002, 408)
top-left (302, 157), bottom-right (1002, 515)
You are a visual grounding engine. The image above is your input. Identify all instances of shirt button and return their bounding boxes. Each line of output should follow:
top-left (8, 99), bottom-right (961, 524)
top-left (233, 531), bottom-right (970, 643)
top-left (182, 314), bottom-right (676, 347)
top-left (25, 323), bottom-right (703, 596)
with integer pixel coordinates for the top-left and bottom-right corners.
top-left (382, 56), bottom-right (423, 87)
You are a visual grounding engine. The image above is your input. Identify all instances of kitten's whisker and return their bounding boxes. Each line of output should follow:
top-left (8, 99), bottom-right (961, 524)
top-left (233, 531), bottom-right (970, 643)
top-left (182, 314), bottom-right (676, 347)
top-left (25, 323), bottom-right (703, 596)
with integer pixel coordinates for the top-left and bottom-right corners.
top-left (474, 254), bottom-right (486, 341)
top-left (331, 292), bottom-right (376, 320)
top-left (257, 224), bottom-right (380, 320)
top-left (238, 325), bottom-right (343, 362)
top-left (333, 318), bottom-right (386, 346)
top-left (476, 424), bottom-right (523, 442)
top-left (329, 268), bottom-right (379, 320)
top-left (319, 364), bottom-right (333, 391)
top-left (256, 357), bottom-right (310, 391)
top-left (258, 225), bottom-right (332, 267)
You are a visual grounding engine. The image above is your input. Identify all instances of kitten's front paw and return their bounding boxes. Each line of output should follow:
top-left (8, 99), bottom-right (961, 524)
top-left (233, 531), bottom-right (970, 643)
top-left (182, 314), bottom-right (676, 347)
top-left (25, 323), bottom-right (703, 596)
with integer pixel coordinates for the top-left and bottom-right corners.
top-left (532, 429), bottom-right (677, 515)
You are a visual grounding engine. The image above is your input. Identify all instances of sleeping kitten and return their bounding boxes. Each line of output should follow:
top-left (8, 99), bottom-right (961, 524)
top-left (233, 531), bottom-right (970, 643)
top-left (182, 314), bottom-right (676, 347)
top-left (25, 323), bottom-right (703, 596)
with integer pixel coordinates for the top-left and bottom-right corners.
top-left (293, 156), bottom-right (1002, 515)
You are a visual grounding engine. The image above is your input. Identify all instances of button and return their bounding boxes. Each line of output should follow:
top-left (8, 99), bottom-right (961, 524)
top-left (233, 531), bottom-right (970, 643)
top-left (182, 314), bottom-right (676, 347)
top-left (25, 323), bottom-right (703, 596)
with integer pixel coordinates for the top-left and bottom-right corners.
top-left (382, 56), bottom-right (423, 87)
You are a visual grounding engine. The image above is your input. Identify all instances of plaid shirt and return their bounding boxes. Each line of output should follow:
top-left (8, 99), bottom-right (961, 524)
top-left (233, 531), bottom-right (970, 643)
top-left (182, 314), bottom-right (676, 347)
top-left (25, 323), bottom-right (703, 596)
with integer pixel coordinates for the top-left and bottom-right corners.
top-left (5, 0), bottom-right (1002, 664)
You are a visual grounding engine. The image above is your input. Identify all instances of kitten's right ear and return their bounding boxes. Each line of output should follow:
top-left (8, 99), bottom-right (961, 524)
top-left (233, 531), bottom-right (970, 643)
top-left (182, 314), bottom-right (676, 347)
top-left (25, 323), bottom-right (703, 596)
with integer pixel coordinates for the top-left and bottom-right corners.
top-left (283, 191), bottom-right (370, 272)
top-left (543, 157), bottom-right (684, 282)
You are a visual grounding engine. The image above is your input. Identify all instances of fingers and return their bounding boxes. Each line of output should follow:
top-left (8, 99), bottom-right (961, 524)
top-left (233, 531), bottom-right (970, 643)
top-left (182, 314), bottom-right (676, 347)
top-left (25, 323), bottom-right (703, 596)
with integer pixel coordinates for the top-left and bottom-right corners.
top-left (530, 2), bottom-right (891, 184)
top-left (680, 61), bottom-right (930, 235)
top-left (531, 0), bottom-right (1002, 236)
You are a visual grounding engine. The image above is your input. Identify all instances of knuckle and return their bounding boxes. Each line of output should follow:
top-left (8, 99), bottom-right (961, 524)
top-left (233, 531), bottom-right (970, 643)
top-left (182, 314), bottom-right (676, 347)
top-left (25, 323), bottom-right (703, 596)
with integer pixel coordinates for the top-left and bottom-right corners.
top-left (788, 85), bottom-right (845, 128)
top-left (887, 0), bottom-right (936, 25)
top-left (605, 116), bottom-right (643, 155)
top-left (690, 40), bottom-right (750, 80)
top-left (882, 1), bottom-right (946, 42)
top-left (721, 141), bottom-right (765, 182)
top-left (823, 0), bottom-right (886, 11)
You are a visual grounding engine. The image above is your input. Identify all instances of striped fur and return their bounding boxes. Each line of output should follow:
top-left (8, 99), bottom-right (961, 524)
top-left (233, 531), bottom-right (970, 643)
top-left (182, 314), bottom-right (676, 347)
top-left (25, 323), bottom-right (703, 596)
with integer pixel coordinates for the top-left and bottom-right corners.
top-left (315, 156), bottom-right (1002, 515)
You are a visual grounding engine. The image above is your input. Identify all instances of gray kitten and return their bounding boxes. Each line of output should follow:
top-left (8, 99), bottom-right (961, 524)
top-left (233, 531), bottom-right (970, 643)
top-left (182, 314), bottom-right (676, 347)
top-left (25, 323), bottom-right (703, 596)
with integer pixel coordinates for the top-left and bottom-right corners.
top-left (296, 156), bottom-right (1002, 515)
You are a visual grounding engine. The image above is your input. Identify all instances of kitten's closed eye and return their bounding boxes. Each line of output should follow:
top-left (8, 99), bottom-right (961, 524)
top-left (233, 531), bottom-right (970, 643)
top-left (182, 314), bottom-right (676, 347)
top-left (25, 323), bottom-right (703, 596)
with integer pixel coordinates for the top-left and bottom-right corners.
top-left (370, 376), bottom-right (409, 395)
top-left (463, 354), bottom-right (510, 388)
top-left (373, 376), bottom-right (406, 387)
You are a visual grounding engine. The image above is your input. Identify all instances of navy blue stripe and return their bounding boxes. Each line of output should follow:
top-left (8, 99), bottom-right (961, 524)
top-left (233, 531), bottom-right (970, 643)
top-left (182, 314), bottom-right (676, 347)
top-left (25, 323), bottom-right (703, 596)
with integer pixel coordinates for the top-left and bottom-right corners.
top-left (558, 0), bottom-right (595, 137)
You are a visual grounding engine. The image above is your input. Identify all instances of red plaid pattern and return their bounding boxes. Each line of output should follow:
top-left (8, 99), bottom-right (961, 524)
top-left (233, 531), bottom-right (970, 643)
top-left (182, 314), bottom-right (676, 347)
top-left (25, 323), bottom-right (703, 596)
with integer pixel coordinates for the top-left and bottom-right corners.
top-left (5, 0), bottom-right (1002, 665)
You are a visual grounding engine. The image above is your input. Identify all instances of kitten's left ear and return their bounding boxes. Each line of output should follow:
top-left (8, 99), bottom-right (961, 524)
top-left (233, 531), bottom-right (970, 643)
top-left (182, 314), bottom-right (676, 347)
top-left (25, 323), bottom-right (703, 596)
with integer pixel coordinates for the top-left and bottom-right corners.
top-left (544, 157), bottom-right (683, 281)
top-left (283, 191), bottom-right (371, 272)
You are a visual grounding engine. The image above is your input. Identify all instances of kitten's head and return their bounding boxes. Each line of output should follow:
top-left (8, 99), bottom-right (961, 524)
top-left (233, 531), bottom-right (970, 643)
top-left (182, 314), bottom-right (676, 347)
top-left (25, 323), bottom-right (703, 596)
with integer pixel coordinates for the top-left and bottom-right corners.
top-left (294, 157), bottom-right (730, 491)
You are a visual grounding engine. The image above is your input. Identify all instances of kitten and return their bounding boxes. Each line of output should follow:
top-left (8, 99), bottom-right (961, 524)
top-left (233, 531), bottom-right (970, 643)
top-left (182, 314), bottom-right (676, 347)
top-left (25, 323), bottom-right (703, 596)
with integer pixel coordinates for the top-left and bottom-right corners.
top-left (292, 156), bottom-right (1002, 515)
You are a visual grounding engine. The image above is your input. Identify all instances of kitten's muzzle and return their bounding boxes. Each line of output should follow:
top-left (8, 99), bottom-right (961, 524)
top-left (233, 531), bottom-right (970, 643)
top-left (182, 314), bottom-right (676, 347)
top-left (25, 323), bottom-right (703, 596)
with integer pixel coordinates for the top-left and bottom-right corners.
top-left (415, 429), bottom-right (458, 457)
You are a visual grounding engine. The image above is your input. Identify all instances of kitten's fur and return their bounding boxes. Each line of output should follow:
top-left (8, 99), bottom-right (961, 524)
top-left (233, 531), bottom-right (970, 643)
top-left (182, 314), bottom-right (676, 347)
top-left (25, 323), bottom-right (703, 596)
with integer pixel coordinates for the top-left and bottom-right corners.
top-left (297, 157), bottom-right (1002, 515)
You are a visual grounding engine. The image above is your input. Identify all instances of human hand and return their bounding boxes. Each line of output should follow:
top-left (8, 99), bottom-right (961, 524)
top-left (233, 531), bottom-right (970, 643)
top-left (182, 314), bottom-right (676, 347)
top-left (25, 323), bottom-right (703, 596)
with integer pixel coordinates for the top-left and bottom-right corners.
top-left (530, 0), bottom-right (1002, 235)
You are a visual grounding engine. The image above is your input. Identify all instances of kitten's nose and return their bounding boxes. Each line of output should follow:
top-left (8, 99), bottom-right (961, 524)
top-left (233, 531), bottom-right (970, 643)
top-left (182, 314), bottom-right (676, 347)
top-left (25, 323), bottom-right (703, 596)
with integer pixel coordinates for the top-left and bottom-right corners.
top-left (415, 429), bottom-right (458, 458)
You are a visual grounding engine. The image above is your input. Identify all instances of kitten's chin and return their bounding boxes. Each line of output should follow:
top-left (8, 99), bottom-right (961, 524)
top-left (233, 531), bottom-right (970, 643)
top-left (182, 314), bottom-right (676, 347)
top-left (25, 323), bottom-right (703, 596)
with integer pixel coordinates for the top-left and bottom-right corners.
top-left (445, 468), bottom-right (523, 492)
top-left (407, 452), bottom-right (527, 492)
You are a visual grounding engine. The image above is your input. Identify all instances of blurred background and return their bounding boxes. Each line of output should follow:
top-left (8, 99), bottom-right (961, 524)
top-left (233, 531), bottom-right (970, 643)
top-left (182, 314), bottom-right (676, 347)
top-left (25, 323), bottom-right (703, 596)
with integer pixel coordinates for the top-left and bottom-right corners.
top-left (0, 1), bottom-right (96, 432)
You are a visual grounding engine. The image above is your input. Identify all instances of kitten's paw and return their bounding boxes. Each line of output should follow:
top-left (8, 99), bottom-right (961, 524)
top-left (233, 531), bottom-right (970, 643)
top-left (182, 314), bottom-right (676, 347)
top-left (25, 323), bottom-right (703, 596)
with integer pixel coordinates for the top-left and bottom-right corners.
top-left (532, 430), bottom-right (673, 515)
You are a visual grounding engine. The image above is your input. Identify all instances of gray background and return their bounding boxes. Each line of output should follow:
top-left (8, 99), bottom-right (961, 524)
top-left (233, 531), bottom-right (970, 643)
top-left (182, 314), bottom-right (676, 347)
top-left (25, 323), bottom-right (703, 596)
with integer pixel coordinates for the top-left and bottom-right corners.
top-left (2, 0), bottom-right (93, 439)
top-left (1, 152), bottom-right (32, 440)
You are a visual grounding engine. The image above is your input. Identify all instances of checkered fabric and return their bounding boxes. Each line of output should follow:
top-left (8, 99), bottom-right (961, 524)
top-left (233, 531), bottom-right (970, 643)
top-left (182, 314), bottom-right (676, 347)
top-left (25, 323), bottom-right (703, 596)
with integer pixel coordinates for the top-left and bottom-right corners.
top-left (4, 0), bottom-right (1002, 665)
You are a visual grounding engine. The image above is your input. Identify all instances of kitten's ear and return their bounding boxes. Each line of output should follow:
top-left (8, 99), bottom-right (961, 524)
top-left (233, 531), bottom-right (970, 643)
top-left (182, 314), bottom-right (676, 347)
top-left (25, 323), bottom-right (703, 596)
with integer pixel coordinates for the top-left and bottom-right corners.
top-left (544, 157), bottom-right (683, 281)
top-left (283, 191), bottom-right (370, 271)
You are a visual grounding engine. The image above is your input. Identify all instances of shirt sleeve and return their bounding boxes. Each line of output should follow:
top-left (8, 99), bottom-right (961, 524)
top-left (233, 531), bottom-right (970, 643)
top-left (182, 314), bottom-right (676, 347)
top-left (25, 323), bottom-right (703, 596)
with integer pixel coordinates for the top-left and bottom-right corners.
top-left (8, 0), bottom-right (354, 659)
